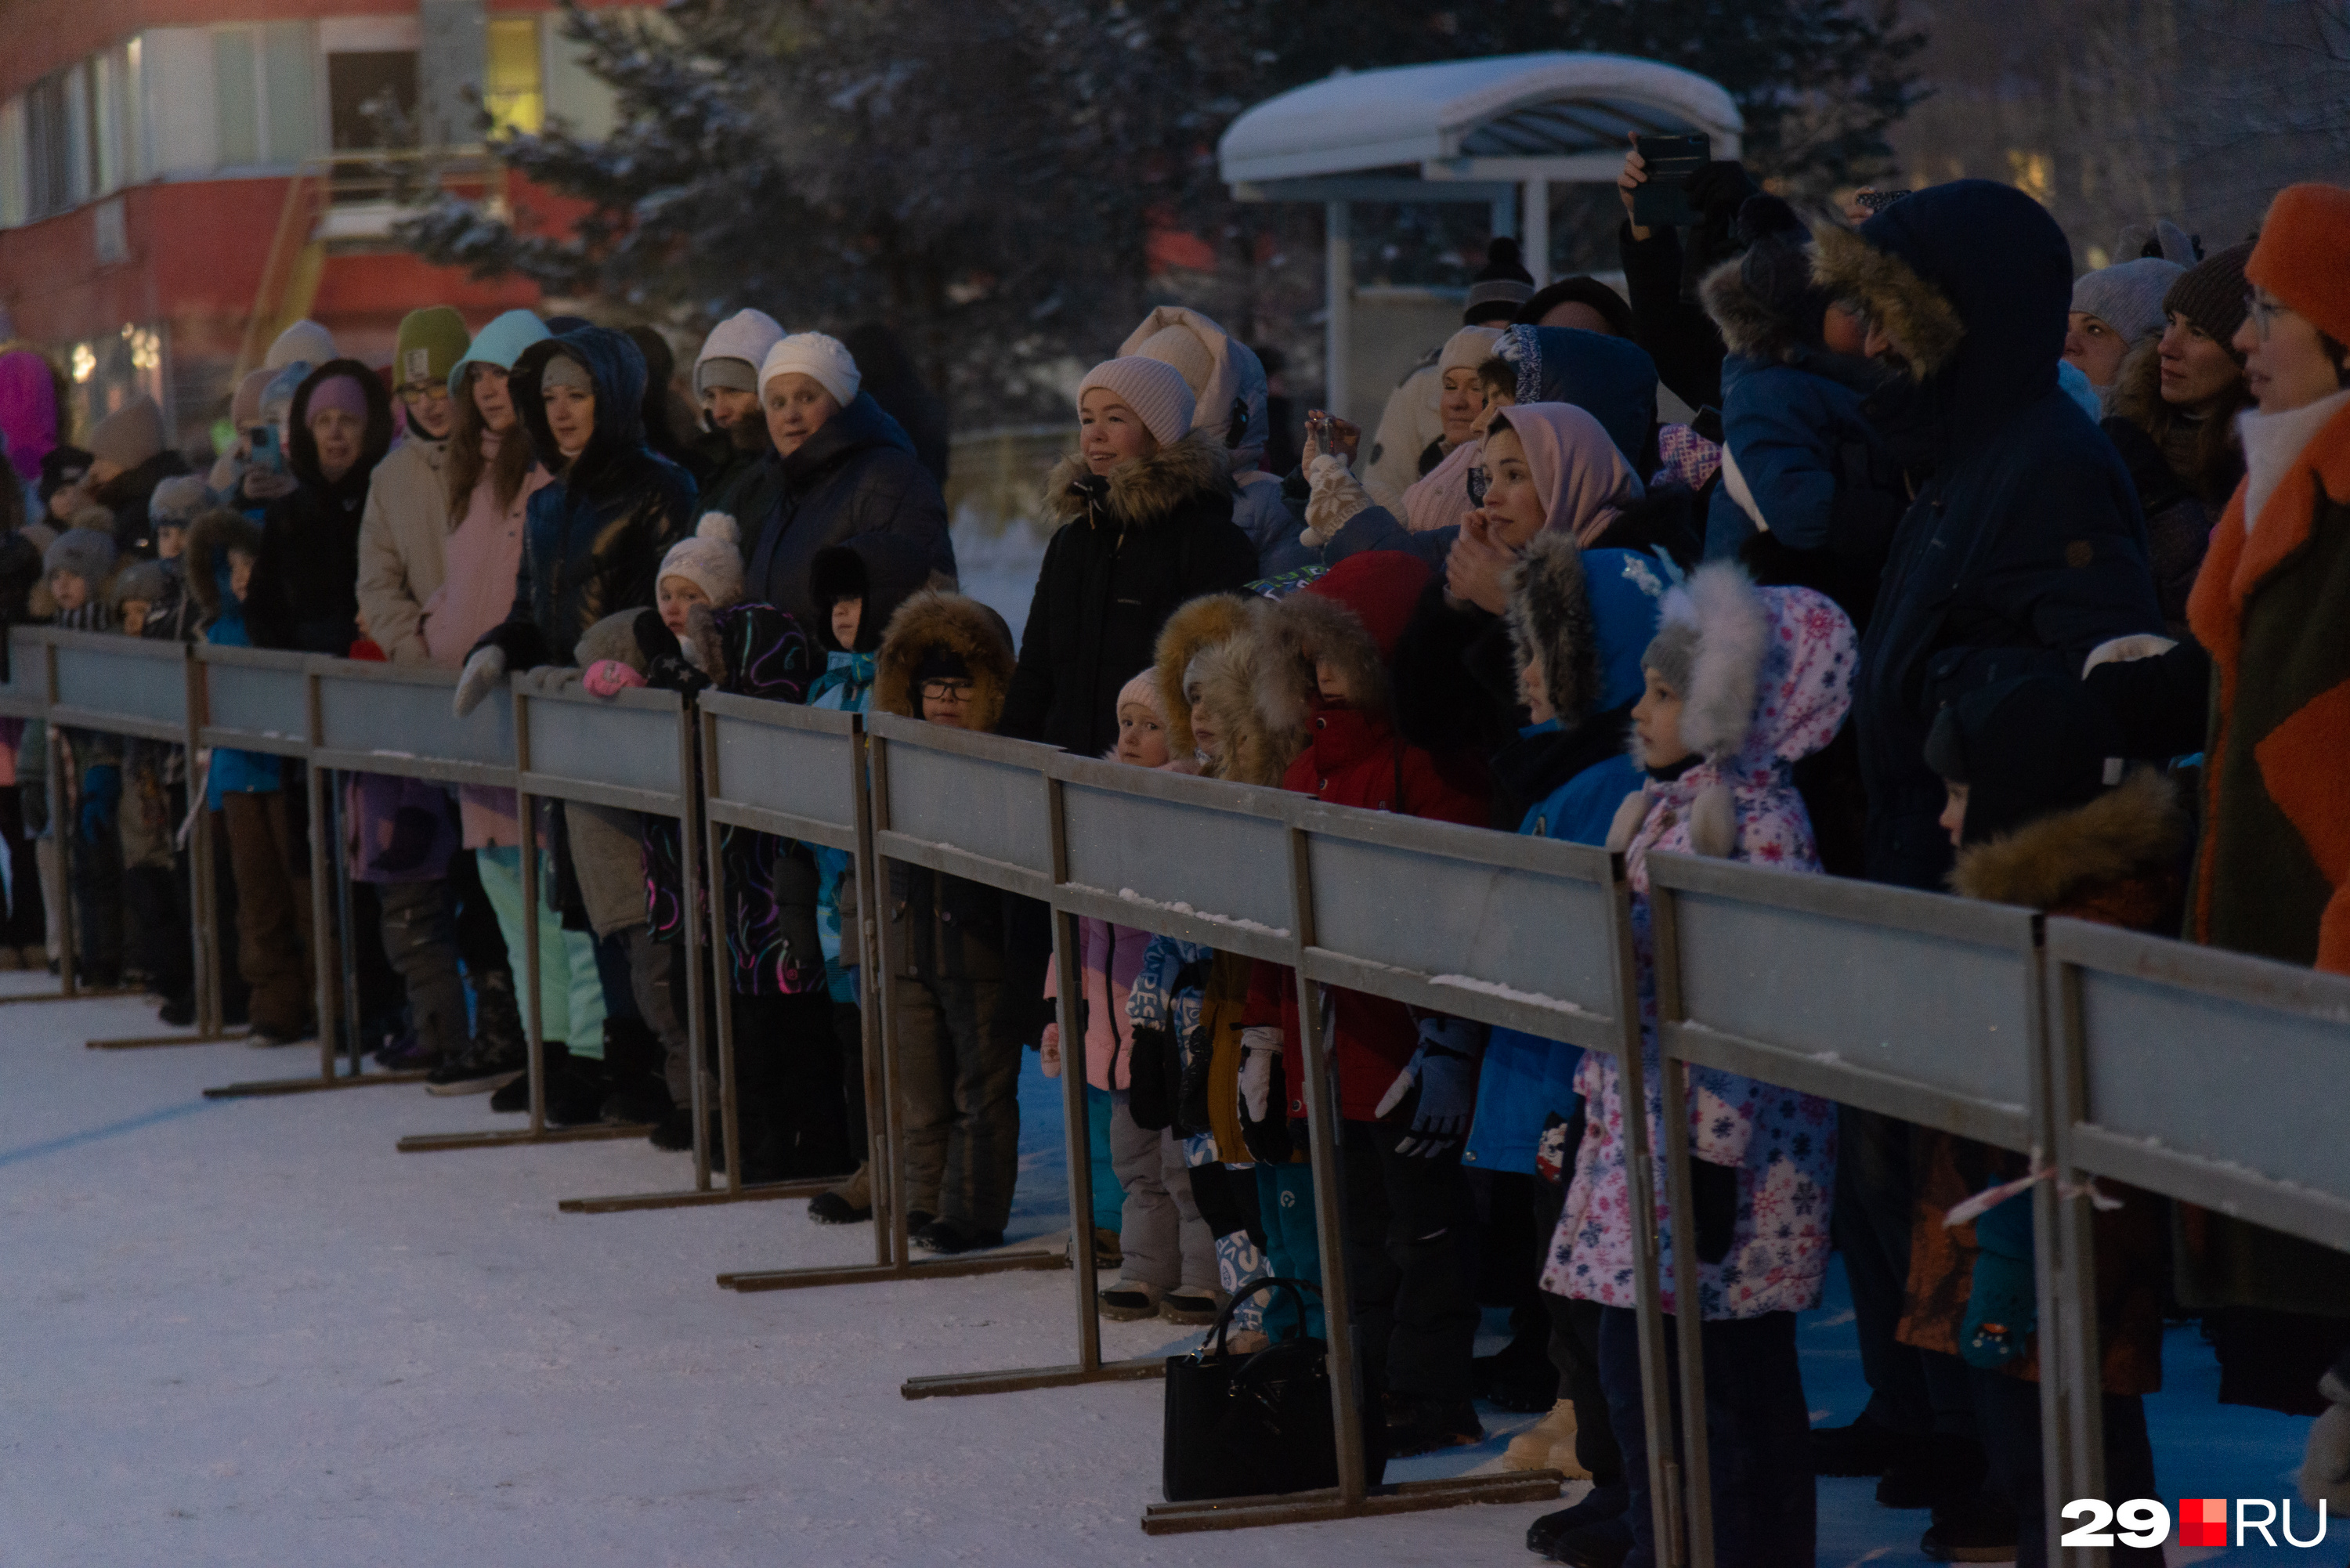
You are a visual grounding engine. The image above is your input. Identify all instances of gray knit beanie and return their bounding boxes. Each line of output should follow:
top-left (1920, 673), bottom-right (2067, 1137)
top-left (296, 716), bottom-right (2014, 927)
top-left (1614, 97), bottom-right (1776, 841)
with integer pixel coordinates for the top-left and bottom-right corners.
top-left (148, 475), bottom-right (210, 526)
top-left (2070, 258), bottom-right (2185, 351)
top-left (45, 526), bottom-right (117, 585)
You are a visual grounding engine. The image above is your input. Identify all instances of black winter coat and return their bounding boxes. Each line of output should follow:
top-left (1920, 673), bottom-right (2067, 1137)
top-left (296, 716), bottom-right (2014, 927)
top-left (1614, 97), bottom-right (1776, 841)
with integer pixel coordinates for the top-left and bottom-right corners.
top-left (494, 328), bottom-right (697, 667)
top-left (1812, 182), bottom-right (2164, 893)
top-left (94, 448), bottom-right (193, 560)
top-left (248, 359), bottom-right (396, 655)
top-left (1000, 432), bottom-right (1258, 757)
top-left (743, 393), bottom-right (952, 630)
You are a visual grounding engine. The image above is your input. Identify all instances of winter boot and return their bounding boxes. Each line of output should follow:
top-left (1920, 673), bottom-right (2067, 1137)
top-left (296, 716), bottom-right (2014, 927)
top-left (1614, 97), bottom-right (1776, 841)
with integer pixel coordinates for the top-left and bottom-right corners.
top-left (1544, 1514), bottom-right (1635, 1568)
top-left (1528, 1480), bottom-right (1629, 1555)
top-left (545, 1052), bottom-right (610, 1128)
top-left (598, 1015), bottom-right (671, 1126)
top-left (432, 969), bottom-right (528, 1095)
top-left (1098, 1281), bottom-right (1166, 1321)
top-left (1383, 1393), bottom-right (1483, 1457)
top-left (1159, 1287), bottom-right (1226, 1326)
top-left (1504, 1400), bottom-right (1590, 1476)
top-left (1877, 1432), bottom-right (1987, 1510)
top-left (1920, 1490), bottom-right (2020, 1563)
top-left (490, 1041), bottom-right (568, 1114)
top-left (809, 1163), bottom-right (873, 1224)
top-left (1810, 1410), bottom-right (1914, 1479)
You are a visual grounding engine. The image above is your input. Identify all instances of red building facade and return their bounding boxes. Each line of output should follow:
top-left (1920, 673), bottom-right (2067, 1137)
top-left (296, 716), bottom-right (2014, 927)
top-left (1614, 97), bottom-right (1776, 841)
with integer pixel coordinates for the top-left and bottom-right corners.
top-left (0, 0), bottom-right (614, 452)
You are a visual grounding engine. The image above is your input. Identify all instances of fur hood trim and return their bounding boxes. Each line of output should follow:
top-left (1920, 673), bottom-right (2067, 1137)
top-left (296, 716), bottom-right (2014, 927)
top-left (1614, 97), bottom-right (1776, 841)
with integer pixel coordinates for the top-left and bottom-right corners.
top-left (1809, 226), bottom-right (1966, 381)
top-left (1701, 256), bottom-right (1802, 362)
top-left (1043, 429), bottom-right (1233, 530)
top-left (186, 508), bottom-right (262, 619)
top-left (1660, 562), bottom-right (1770, 762)
top-left (1255, 587), bottom-right (1387, 741)
top-left (1505, 535), bottom-right (1601, 725)
top-left (1191, 623), bottom-right (1304, 787)
top-left (1951, 767), bottom-right (2188, 910)
top-left (873, 589), bottom-right (1016, 733)
top-left (682, 600), bottom-right (728, 681)
top-left (1153, 591), bottom-right (1259, 762)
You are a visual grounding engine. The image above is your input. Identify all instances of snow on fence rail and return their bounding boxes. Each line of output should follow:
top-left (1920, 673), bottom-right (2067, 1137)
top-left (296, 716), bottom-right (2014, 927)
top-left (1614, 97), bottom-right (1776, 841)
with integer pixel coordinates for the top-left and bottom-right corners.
top-left (16, 626), bottom-right (2350, 1557)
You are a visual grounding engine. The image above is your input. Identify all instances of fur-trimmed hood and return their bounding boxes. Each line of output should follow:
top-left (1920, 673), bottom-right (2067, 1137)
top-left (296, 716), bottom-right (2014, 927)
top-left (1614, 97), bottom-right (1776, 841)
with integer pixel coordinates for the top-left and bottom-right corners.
top-left (1506, 540), bottom-right (1669, 727)
top-left (1809, 180), bottom-right (2072, 455)
top-left (1190, 622), bottom-right (1303, 787)
top-left (1650, 564), bottom-right (1855, 775)
top-left (1702, 255), bottom-right (1809, 363)
top-left (1951, 767), bottom-right (2188, 912)
top-left (1152, 591), bottom-right (1258, 761)
top-left (1043, 429), bottom-right (1234, 532)
top-left (873, 589), bottom-right (1016, 733)
top-left (1252, 553), bottom-right (1431, 742)
top-left (186, 508), bottom-right (262, 620)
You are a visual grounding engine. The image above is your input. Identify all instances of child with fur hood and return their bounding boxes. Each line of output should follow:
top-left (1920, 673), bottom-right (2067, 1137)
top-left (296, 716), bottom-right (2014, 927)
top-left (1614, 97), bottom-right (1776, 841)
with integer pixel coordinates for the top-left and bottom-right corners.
top-left (874, 589), bottom-right (1025, 1253)
top-left (1144, 591), bottom-right (1315, 1346)
top-left (1468, 536), bottom-right (1667, 1507)
top-left (1237, 551), bottom-right (1491, 1458)
top-left (1545, 563), bottom-right (1853, 1568)
top-left (1904, 676), bottom-right (2183, 1568)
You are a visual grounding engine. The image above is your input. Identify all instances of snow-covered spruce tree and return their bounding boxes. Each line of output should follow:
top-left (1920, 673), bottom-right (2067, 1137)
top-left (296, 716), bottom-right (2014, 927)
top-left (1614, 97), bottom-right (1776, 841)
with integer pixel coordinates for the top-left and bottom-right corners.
top-left (398, 0), bottom-right (1280, 421)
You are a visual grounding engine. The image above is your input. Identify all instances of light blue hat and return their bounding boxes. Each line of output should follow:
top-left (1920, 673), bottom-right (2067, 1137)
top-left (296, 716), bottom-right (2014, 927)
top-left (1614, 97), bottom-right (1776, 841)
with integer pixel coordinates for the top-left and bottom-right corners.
top-left (448, 309), bottom-right (551, 394)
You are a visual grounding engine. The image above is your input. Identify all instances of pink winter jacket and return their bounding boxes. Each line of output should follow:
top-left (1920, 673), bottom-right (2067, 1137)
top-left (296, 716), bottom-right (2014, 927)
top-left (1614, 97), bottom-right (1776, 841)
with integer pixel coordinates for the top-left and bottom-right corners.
top-left (1043, 917), bottom-right (1154, 1092)
top-left (421, 436), bottom-right (551, 847)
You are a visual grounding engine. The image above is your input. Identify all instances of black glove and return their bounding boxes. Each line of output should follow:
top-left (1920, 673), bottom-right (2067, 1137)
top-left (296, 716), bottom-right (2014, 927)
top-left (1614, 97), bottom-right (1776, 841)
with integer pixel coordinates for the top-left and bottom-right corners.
top-left (1127, 1025), bottom-right (1177, 1132)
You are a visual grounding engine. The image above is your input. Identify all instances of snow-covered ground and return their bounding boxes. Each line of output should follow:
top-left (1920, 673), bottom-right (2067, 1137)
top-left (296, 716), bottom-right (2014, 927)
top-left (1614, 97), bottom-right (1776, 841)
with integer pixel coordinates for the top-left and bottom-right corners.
top-left (0, 972), bottom-right (2328, 1566)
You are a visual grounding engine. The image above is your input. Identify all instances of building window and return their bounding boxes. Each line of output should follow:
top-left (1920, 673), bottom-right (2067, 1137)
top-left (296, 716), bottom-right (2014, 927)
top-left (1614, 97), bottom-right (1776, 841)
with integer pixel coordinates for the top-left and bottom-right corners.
top-left (24, 72), bottom-right (77, 219)
top-left (213, 23), bottom-right (318, 168)
top-left (214, 30), bottom-right (259, 165)
top-left (483, 16), bottom-right (544, 138)
top-left (327, 51), bottom-right (418, 149)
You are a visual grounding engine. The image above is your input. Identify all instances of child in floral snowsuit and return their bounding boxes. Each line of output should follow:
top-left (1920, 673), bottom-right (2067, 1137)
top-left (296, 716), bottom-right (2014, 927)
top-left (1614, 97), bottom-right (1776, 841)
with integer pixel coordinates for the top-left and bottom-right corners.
top-left (1544, 562), bottom-right (1853, 1568)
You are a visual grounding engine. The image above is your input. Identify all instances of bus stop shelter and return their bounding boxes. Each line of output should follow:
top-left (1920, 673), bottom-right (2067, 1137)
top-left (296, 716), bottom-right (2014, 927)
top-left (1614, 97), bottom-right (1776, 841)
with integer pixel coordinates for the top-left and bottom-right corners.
top-left (1217, 52), bottom-right (1741, 420)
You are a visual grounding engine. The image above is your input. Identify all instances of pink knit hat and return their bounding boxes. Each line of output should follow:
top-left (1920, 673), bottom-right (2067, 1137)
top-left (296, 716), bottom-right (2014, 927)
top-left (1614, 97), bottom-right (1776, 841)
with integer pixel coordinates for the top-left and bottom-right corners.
top-left (1115, 667), bottom-right (1167, 723)
top-left (1077, 357), bottom-right (1195, 446)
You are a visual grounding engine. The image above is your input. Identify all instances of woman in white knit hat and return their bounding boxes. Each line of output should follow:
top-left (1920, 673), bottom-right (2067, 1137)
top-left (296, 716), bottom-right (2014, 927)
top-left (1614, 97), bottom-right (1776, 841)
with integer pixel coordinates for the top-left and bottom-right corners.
top-left (738, 331), bottom-right (953, 630)
top-left (997, 356), bottom-right (1259, 758)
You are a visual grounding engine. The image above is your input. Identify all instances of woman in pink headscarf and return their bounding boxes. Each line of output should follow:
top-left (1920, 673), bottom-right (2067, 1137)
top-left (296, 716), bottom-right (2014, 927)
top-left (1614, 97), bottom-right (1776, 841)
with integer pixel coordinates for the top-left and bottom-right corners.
top-left (1442, 400), bottom-right (1643, 613)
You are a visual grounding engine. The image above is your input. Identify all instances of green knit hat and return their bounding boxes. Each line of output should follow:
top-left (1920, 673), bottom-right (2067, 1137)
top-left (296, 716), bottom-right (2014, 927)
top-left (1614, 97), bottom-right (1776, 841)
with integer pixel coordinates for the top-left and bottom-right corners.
top-left (393, 307), bottom-right (472, 392)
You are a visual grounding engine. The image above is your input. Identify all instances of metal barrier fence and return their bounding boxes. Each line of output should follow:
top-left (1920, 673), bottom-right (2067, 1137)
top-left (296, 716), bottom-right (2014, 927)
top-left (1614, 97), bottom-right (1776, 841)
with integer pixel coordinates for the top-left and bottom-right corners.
top-left (18, 623), bottom-right (2350, 1554)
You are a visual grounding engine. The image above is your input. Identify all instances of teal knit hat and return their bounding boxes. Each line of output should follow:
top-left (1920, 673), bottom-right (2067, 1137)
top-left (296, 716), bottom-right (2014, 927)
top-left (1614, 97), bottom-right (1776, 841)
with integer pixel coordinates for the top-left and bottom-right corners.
top-left (447, 309), bottom-right (551, 394)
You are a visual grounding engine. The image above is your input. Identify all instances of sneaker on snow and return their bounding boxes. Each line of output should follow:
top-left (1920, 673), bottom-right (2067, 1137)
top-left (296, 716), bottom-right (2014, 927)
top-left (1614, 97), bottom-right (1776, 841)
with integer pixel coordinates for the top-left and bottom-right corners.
top-left (426, 1046), bottom-right (525, 1097)
top-left (912, 1217), bottom-right (1001, 1255)
top-left (1544, 1513), bottom-right (1635, 1568)
top-left (374, 1032), bottom-right (436, 1072)
top-left (1528, 1480), bottom-right (1629, 1555)
top-left (1383, 1393), bottom-right (1482, 1458)
top-left (1158, 1288), bottom-right (1224, 1326)
top-left (1098, 1281), bottom-right (1165, 1321)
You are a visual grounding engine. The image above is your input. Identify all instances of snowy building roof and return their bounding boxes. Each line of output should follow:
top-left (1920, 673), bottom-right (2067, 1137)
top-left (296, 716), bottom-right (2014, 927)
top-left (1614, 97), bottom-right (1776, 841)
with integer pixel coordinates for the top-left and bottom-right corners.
top-left (1219, 52), bottom-right (1742, 190)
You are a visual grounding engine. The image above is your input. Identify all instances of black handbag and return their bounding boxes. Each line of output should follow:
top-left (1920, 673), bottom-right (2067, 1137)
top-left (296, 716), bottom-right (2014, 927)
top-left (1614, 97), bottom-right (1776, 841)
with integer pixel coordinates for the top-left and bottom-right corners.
top-left (1161, 1277), bottom-right (1383, 1501)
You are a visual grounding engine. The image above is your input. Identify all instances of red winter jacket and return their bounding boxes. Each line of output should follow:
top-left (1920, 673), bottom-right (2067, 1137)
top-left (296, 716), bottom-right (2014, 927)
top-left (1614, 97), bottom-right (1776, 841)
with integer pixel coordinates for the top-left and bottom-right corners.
top-left (1245, 702), bottom-right (1488, 1120)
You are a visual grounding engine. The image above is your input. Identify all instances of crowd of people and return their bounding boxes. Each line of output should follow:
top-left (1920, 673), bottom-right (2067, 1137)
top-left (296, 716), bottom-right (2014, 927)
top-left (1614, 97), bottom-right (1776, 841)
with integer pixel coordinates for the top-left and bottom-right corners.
top-left (2, 143), bottom-right (2347, 1566)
